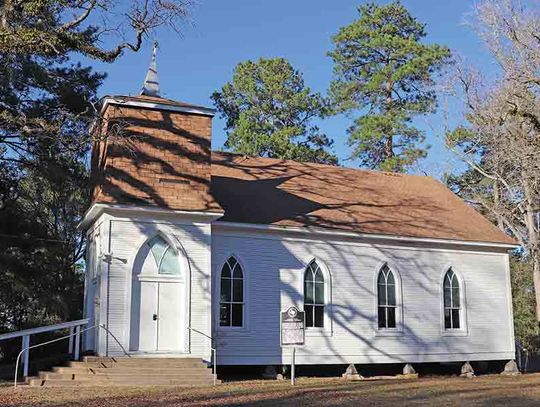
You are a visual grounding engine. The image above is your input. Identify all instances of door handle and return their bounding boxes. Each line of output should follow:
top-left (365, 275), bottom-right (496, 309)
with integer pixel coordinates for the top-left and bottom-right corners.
top-left (153, 314), bottom-right (158, 321)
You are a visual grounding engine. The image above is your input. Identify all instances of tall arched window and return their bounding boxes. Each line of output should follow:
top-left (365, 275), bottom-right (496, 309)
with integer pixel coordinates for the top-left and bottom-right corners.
top-left (147, 235), bottom-right (180, 275)
top-left (443, 268), bottom-right (460, 329)
top-left (377, 264), bottom-right (397, 329)
top-left (220, 257), bottom-right (244, 327)
top-left (304, 260), bottom-right (325, 328)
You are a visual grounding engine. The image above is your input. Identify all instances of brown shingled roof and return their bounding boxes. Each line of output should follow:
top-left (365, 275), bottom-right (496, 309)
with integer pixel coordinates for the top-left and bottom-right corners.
top-left (210, 152), bottom-right (516, 245)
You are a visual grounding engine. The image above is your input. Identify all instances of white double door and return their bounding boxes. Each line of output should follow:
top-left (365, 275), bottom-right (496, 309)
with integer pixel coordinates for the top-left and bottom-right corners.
top-left (137, 279), bottom-right (184, 352)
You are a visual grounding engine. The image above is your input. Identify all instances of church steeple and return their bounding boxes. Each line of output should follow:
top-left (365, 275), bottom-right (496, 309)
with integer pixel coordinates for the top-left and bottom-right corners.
top-left (141, 42), bottom-right (160, 97)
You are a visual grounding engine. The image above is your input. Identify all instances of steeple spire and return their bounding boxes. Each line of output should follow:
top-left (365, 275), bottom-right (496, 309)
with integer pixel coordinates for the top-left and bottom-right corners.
top-left (141, 41), bottom-right (160, 97)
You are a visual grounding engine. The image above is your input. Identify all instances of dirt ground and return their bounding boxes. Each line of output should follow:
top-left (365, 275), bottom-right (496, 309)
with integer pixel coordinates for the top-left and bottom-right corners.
top-left (1, 374), bottom-right (540, 406)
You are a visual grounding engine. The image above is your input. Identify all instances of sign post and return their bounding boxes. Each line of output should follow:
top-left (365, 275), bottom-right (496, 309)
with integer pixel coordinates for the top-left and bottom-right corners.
top-left (280, 306), bottom-right (305, 386)
top-left (291, 347), bottom-right (296, 385)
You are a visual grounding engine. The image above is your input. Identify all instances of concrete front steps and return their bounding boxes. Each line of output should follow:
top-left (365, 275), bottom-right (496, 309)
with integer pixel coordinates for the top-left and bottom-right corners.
top-left (26, 356), bottom-right (219, 387)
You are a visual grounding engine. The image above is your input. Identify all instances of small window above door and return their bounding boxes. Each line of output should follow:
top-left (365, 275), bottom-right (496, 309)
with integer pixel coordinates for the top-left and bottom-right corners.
top-left (147, 235), bottom-right (181, 275)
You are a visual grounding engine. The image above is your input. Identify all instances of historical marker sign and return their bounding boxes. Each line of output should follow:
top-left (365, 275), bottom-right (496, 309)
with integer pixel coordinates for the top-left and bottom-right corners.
top-left (281, 306), bottom-right (305, 346)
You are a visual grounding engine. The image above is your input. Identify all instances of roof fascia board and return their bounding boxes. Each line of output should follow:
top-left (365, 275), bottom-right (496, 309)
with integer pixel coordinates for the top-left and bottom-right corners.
top-left (213, 221), bottom-right (519, 250)
top-left (102, 96), bottom-right (216, 117)
top-left (79, 203), bottom-right (223, 230)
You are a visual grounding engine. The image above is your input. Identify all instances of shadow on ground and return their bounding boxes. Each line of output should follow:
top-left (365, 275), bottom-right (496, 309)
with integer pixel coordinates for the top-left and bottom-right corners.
top-left (2, 374), bottom-right (540, 407)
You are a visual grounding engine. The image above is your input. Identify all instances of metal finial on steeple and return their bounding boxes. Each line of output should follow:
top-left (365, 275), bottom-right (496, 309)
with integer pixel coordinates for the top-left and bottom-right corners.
top-left (141, 41), bottom-right (160, 97)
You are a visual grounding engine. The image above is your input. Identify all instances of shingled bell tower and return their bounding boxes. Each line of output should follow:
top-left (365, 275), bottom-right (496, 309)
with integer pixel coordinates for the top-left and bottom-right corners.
top-left (80, 45), bottom-right (222, 360)
top-left (86, 43), bottom-right (222, 218)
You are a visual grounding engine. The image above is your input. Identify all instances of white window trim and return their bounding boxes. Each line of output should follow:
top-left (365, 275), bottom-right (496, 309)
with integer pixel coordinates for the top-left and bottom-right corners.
top-left (373, 260), bottom-right (404, 336)
top-left (439, 265), bottom-right (469, 337)
top-left (302, 257), bottom-right (333, 336)
top-left (216, 254), bottom-right (249, 333)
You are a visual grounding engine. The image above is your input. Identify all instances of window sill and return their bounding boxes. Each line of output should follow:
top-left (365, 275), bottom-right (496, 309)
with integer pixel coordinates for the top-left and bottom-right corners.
top-left (305, 328), bottom-right (333, 337)
top-left (441, 329), bottom-right (468, 337)
top-left (217, 326), bottom-right (250, 335)
top-left (375, 329), bottom-right (403, 337)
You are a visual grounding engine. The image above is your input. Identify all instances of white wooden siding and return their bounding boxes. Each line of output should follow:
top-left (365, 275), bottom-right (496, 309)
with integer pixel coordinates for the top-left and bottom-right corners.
top-left (88, 214), bottom-right (213, 361)
top-left (85, 210), bottom-right (514, 366)
top-left (212, 227), bottom-right (515, 365)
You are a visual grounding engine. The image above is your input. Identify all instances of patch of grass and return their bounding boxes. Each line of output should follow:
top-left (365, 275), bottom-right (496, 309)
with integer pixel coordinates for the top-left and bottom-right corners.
top-left (1, 374), bottom-right (540, 406)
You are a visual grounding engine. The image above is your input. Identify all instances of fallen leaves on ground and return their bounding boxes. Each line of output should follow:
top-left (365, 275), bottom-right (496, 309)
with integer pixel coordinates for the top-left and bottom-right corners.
top-left (1, 374), bottom-right (540, 406)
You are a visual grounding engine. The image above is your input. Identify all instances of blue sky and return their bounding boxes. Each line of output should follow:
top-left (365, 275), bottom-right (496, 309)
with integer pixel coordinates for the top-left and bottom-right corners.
top-left (89, 0), bottom-right (497, 178)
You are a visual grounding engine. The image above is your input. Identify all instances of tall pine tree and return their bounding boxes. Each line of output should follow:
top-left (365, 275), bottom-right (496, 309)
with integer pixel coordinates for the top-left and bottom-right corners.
top-left (212, 58), bottom-right (337, 164)
top-left (328, 1), bottom-right (450, 172)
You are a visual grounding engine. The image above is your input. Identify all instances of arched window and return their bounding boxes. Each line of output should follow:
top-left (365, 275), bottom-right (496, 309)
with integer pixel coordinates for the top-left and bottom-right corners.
top-left (147, 235), bottom-right (180, 275)
top-left (377, 264), bottom-right (397, 329)
top-left (443, 268), bottom-right (461, 329)
top-left (220, 257), bottom-right (244, 327)
top-left (304, 260), bottom-right (325, 328)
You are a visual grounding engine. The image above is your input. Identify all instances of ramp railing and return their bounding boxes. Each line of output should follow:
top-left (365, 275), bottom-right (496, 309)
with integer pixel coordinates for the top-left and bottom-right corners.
top-left (0, 321), bottom-right (130, 387)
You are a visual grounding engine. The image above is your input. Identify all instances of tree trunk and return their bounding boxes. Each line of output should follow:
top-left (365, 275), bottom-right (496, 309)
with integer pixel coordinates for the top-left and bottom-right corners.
top-left (385, 79), bottom-right (394, 163)
top-left (532, 254), bottom-right (540, 329)
top-left (522, 178), bottom-right (540, 325)
top-left (493, 180), bottom-right (505, 230)
top-left (385, 135), bottom-right (393, 160)
top-left (0, 0), bottom-right (11, 29)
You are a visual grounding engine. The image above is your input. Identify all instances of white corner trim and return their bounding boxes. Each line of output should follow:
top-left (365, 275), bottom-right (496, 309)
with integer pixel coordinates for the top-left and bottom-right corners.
top-left (79, 203), bottom-right (223, 229)
top-left (212, 221), bottom-right (519, 250)
top-left (102, 96), bottom-right (215, 117)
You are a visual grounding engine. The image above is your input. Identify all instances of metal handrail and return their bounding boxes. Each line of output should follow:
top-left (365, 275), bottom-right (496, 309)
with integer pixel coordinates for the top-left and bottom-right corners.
top-left (13, 323), bottom-right (130, 387)
top-left (187, 326), bottom-right (217, 385)
top-left (0, 319), bottom-right (89, 341)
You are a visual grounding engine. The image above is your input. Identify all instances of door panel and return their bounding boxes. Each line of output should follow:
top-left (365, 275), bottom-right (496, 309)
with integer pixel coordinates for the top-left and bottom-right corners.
top-left (157, 282), bottom-right (183, 351)
top-left (138, 281), bottom-right (158, 351)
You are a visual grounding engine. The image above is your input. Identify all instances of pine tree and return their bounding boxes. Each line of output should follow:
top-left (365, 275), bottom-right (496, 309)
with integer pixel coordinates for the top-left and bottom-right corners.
top-left (328, 1), bottom-right (451, 172)
top-left (212, 58), bottom-right (337, 164)
top-left (0, 1), bottom-right (191, 343)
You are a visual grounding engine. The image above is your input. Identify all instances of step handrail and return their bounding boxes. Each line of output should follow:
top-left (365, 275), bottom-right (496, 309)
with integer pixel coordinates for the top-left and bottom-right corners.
top-left (13, 323), bottom-right (130, 388)
top-left (1, 319), bottom-right (90, 381)
top-left (187, 326), bottom-right (217, 385)
top-left (0, 319), bottom-right (89, 341)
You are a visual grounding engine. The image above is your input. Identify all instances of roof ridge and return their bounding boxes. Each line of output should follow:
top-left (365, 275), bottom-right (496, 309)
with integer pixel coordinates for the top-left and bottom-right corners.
top-left (210, 150), bottom-right (431, 180)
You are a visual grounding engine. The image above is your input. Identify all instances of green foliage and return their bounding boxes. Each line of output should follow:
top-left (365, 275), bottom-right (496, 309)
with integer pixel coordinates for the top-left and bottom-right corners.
top-left (0, 0), bottom-right (104, 59)
top-left (0, 1), bottom-right (188, 342)
top-left (511, 257), bottom-right (540, 349)
top-left (0, 1), bottom-right (190, 62)
top-left (0, 164), bottom-right (88, 331)
top-left (328, 1), bottom-right (451, 172)
top-left (445, 166), bottom-right (496, 219)
top-left (0, 54), bottom-right (99, 336)
top-left (212, 58), bottom-right (337, 164)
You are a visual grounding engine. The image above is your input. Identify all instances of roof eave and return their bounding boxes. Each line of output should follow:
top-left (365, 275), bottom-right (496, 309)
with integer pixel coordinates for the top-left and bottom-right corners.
top-left (213, 221), bottom-right (519, 250)
top-left (101, 95), bottom-right (216, 117)
top-left (79, 202), bottom-right (224, 230)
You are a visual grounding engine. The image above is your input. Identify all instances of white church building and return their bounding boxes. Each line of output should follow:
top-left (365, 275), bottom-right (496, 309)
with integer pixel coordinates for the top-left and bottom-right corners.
top-left (80, 60), bottom-right (518, 371)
